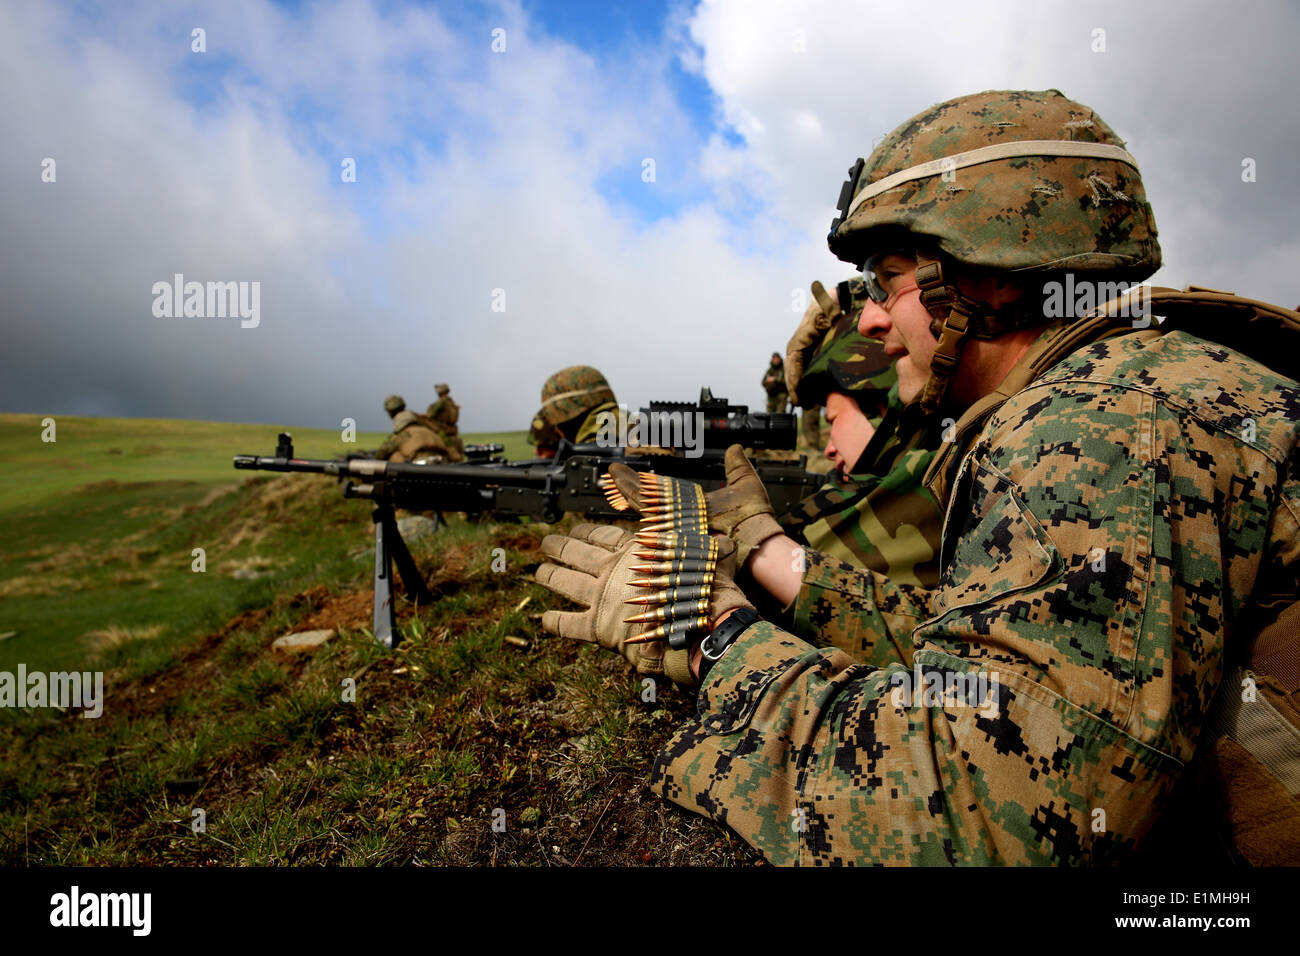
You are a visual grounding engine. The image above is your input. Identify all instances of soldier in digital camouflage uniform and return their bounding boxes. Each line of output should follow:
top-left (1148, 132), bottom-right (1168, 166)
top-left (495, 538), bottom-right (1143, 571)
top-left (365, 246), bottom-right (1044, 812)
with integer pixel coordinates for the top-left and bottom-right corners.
top-left (527, 366), bottom-right (621, 457)
top-left (426, 383), bottom-right (465, 461)
top-left (761, 353), bottom-right (788, 413)
top-left (535, 89), bottom-right (1300, 865)
top-left (780, 285), bottom-right (944, 589)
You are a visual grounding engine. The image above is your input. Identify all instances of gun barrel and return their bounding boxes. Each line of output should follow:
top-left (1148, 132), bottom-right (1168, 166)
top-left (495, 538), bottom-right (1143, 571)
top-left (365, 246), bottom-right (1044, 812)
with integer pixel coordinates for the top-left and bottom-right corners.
top-left (233, 453), bottom-right (554, 485)
top-left (232, 454), bottom-right (346, 475)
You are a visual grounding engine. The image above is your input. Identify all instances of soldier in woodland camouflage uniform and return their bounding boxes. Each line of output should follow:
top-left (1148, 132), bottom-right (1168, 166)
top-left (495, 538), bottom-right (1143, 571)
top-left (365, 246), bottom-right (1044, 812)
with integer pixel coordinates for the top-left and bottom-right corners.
top-left (761, 353), bottom-right (788, 413)
top-left (528, 366), bottom-right (621, 457)
top-left (780, 286), bottom-right (944, 589)
top-left (426, 383), bottom-right (465, 461)
top-left (536, 89), bottom-right (1300, 865)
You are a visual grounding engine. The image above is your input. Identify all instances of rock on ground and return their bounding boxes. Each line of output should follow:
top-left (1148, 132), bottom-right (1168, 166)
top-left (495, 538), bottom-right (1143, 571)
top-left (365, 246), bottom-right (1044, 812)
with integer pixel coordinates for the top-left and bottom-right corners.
top-left (271, 628), bottom-right (337, 654)
top-left (396, 515), bottom-right (438, 541)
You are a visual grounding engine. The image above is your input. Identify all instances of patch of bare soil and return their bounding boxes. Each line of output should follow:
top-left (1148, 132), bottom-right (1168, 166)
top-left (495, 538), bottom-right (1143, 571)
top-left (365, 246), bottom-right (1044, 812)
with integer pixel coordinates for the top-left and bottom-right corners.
top-left (293, 589), bottom-right (373, 633)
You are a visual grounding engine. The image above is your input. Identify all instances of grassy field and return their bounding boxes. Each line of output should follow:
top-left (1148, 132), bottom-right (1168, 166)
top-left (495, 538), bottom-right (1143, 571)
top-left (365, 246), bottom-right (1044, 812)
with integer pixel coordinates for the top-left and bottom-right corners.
top-left (0, 413), bottom-right (757, 866)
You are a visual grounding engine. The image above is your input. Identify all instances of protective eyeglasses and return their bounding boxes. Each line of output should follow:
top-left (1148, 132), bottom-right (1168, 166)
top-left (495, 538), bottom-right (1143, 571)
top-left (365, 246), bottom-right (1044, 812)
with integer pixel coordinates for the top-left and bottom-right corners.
top-left (861, 250), bottom-right (916, 303)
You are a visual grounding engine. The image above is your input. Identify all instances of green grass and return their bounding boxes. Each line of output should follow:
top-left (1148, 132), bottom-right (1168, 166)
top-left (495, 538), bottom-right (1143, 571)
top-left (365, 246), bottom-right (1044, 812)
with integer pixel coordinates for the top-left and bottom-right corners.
top-left (0, 413), bottom-right (531, 674)
top-left (0, 413), bottom-right (389, 511)
top-left (0, 412), bottom-right (532, 511)
top-left (0, 413), bottom-right (755, 866)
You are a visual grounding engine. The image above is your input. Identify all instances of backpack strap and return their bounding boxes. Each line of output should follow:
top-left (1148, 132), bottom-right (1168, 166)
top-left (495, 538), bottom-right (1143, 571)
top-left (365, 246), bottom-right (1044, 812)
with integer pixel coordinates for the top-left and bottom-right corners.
top-left (922, 286), bottom-right (1300, 503)
top-left (1146, 285), bottom-right (1300, 382)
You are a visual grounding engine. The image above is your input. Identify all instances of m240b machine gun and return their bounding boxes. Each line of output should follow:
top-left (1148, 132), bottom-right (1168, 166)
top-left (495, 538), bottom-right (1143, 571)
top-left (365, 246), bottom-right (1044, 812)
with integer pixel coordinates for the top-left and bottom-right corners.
top-left (233, 389), bottom-right (825, 647)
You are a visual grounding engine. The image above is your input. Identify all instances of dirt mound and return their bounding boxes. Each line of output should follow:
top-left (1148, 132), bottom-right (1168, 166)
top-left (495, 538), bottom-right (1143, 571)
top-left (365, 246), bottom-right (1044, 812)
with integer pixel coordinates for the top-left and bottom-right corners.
top-left (294, 589), bottom-right (373, 632)
top-left (77, 479), bottom-right (196, 495)
top-left (492, 528), bottom-right (544, 557)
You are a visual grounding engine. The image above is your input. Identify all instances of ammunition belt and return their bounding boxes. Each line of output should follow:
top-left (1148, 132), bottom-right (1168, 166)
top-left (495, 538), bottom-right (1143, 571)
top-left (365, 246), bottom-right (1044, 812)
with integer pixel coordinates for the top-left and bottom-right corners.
top-left (599, 472), bottom-right (717, 651)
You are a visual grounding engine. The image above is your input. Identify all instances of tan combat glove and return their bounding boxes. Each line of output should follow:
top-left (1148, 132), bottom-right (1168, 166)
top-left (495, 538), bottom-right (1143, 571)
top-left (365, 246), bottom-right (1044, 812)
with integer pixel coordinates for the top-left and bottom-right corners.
top-left (536, 523), bottom-right (691, 685)
top-left (702, 533), bottom-right (754, 632)
top-left (784, 281), bottom-right (839, 404)
top-left (702, 445), bottom-right (785, 567)
top-left (535, 520), bottom-right (755, 687)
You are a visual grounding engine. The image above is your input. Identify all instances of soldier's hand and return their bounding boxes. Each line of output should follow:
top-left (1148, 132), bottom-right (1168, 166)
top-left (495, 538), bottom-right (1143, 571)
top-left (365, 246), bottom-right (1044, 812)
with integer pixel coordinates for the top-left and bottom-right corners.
top-left (605, 462), bottom-right (646, 510)
top-left (535, 523), bottom-right (673, 679)
top-left (705, 445), bottom-right (785, 567)
top-left (785, 282), bottom-right (837, 402)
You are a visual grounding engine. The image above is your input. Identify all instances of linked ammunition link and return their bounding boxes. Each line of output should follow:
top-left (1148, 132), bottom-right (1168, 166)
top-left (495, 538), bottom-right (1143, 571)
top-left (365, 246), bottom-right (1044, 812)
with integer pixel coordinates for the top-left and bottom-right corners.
top-left (601, 472), bottom-right (716, 652)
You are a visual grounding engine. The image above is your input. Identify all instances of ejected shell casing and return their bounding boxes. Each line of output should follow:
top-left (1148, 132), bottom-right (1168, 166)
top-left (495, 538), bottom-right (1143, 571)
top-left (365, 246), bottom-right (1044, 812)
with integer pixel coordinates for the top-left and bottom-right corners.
top-left (628, 571), bottom-right (714, 589)
top-left (624, 583), bottom-right (711, 606)
top-left (623, 597), bottom-right (709, 625)
top-left (623, 617), bottom-right (709, 645)
top-left (629, 558), bottom-right (716, 574)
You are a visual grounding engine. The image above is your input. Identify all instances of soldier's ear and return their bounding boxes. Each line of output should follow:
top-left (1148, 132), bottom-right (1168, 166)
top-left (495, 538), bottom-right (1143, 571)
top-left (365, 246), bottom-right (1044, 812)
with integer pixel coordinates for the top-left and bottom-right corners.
top-left (950, 268), bottom-right (1026, 309)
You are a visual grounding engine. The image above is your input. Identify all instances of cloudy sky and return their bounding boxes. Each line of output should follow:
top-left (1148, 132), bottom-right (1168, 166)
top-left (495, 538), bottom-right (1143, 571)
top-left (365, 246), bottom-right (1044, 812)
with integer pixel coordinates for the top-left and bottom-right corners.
top-left (2, 0), bottom-right (1297, 432)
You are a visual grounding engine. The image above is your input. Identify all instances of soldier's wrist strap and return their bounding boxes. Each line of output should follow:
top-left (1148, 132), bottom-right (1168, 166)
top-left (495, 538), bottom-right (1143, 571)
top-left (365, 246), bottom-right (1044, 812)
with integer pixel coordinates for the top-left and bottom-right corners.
top-left (698, 607), bottom-right (760, 684)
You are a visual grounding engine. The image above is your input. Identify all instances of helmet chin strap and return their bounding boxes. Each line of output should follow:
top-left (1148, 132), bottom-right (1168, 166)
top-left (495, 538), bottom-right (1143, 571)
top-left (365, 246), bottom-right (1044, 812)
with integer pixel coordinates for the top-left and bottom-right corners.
top-left (912, 252), bottom-right (1045, 413)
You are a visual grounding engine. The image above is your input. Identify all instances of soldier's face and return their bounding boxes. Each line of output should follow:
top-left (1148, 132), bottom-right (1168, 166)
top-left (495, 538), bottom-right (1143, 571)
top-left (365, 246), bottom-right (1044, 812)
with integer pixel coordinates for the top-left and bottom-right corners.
top-left (856, 255), bottom-right (932, 404)
top-left (824, 391), bottom-right (875, 477)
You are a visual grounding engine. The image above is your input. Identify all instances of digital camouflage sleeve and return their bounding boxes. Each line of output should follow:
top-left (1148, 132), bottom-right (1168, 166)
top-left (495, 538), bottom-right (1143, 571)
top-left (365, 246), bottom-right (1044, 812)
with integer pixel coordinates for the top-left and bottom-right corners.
top-left (652, 328), bottom-right (1300, 865)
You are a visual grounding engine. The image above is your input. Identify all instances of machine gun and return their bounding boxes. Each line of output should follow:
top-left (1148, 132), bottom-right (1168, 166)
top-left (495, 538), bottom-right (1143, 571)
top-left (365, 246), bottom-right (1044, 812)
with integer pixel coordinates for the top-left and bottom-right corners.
top-left (233, 389), bottom-right (825, 647)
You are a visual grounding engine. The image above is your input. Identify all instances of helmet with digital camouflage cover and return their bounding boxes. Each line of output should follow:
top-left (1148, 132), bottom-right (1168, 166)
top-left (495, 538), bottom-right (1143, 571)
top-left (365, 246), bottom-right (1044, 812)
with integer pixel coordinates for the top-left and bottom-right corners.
top-left (536, 366), bottom-right (616, 427)
top-left (827, 89), bottom-right (1162, 411)
top-left (384, 394), bottom-right (406, 416)
top-left (829, 89), bottom-right (1160, 277)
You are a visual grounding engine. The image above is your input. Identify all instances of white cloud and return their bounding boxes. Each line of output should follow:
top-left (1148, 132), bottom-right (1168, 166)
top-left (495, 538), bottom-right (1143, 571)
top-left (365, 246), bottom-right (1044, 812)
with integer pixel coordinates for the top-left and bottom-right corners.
top-left (685, 0), bottom-right (1300, 303)
top-left (2, 0), bottom-right (1297, 437)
